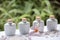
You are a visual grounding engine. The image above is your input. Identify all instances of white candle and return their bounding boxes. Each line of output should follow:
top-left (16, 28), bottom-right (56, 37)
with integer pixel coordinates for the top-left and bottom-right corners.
top-left (18, 22), bottom-right (30, 35)
top-left (32, 16), bottom-right (44, 33)
top-left (4, 19), bottom-right (16, 36)
top-left (47, 19), bottom-right (58, 31)
top-left (4, 23), bottom-right (16, 36)
top-left (46, 15), bottom-right (58, 32)
top-left (32, 20), bottom-right (44, 33)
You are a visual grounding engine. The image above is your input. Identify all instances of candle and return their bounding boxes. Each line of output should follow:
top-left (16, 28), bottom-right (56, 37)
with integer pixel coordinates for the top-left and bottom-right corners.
top-left (46, 15), bottom-right (58, 32)
top-left (32, 16), bottom-right (44, 33)
top-left (18, 18), bottom-right (30, 35)
top-left (4, 19), bottom-right (16, 36)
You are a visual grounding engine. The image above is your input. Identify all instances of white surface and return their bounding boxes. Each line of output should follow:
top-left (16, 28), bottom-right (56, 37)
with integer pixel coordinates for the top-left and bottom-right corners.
top-left (0, 24), bottom-right (60, 40)
top-left (31, 36), bottom-right (60, 40)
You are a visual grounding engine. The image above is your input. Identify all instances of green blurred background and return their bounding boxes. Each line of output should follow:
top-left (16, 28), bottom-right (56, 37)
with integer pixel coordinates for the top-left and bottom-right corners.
top-left (0, 0), bottom-right (60, 31)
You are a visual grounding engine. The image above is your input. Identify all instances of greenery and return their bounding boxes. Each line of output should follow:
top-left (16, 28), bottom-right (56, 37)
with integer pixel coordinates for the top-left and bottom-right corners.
top-left (0, 0), bottom-right (60, 31)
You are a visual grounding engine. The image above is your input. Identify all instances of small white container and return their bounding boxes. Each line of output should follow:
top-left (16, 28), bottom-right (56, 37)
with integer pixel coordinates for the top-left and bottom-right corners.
top-left (4, 23), bottom-right (16, 36)
top-left (32, 20), bottom-right (44, 32)
top-left (18, 22), bottom-right (30, 35)
top-left (46, 19), bottom-right (58, 31)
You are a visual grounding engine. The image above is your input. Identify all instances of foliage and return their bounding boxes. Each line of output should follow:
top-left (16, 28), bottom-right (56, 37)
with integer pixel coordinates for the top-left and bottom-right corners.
top-left (0, 0), bottom-right (60, 31)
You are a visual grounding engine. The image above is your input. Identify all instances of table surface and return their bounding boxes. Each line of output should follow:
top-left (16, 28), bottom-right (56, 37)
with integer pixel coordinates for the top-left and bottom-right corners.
top-left (0, 24), bottom-right (60, 40)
